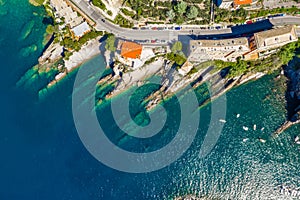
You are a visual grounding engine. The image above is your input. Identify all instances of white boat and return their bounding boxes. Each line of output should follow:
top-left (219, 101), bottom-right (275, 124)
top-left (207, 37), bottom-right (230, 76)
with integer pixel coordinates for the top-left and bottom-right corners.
top-left (259, 138), bottom-right (266, 143)
top-left (243, 126), bottom-right (249, 131)
top-left (295, 136), bottom-right (299, 142)
top-left (243, 138), bottom-right (248, 142)
top-left (253, 124), bottom-right (257, 131)
top-left (236, 114), bottom-right (240, 118)
top-left (296, 141), bottom-right (300, 145)
top-left (261, 127), bottom-right (265, 131)
top-left (219, 119), bottom-right (226, 123)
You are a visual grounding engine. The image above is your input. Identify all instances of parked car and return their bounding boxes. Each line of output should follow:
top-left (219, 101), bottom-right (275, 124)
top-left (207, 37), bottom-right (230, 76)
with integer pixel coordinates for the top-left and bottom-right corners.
top-left (174, 26), bottom-right (181, 30)
top-left (246, 20), bottom-right (253, 24)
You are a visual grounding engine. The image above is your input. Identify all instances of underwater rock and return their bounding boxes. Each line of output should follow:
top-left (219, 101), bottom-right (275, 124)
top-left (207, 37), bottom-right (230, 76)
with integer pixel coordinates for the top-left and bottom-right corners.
top-left (19, 20), bottom-right (35, 41)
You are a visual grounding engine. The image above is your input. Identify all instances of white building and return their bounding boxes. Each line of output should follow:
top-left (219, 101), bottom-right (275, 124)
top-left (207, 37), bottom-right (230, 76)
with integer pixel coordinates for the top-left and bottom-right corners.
top-left (218, 0), bottom-right (233, 9)
top-left (254, 25), bottom-right (298, 51)
top-left (189, 37), bottom-right (251, 62)
top-left (71, 22), bottom-right (91, 38)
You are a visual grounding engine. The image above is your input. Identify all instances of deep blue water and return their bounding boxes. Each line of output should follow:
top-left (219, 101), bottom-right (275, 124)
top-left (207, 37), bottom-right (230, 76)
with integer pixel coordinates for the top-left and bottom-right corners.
top-left (1, 1), bottom-right (300, 199)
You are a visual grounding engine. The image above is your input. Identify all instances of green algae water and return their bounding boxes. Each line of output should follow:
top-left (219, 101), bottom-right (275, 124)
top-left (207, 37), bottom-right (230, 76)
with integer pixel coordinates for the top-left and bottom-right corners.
top-left (1, 0), bottom-right (300, 199)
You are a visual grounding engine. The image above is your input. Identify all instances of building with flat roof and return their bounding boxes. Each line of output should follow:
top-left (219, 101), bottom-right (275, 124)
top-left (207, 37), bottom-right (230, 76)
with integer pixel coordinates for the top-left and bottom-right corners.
top-left (189, 37), bottom-right (251, 62)
top-left (253, 25), bottom-right (298, 51)
top-left (71, 22), bottom-right (91, 39)
top-left (218, 0), bottom-right (233, 9)
top-left (188, 25), bottom-right (298, 63)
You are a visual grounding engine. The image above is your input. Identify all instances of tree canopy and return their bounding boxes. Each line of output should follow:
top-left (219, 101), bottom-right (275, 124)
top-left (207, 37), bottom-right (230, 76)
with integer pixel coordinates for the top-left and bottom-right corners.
top-left (186, 6), bottom-right (198, 19)
top-left (105, 34), bottom-right (116, 52)
top-left (175, 1), bottom-right (187, 15)
top-left (171, 41), bottom-right (183, 53)
top-left (166, 10), bottom-right (175, 20)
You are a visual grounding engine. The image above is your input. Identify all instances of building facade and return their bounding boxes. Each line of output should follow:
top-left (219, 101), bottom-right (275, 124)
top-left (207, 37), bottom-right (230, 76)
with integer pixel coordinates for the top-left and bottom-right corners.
top-left (189, 25), bottom-right (298, 63)
top-left (254, 25), bottom-right (297, 51)
top-left (189, 37), bottom-right (251, 62)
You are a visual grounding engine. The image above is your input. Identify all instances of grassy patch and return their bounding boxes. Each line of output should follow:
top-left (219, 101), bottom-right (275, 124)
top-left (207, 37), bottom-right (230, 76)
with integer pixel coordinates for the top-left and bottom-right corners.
top-left (92, 0), bottom-right (106, 11)
top-left (166, 52), bottom-right (187, 66)
top-left (114, 14), bottom-right (133, 28)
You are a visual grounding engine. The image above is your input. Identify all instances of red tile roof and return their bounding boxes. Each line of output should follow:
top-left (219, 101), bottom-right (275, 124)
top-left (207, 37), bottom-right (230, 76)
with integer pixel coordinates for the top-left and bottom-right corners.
top-left (234, 0), bottom-right (252, 5)
top-left (121, 41), bottom-right (142, 59)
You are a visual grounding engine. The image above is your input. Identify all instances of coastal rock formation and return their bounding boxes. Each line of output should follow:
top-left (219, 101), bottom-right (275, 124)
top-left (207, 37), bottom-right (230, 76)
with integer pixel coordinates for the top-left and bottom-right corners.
top-left (273, 64), bottom-right (300, 136)
top-left (38, 42), bottom-right (63, 64)
top-left (294, 69), bottom-right (300, 99)
top-left (286, 67), bottom-right (300, 119)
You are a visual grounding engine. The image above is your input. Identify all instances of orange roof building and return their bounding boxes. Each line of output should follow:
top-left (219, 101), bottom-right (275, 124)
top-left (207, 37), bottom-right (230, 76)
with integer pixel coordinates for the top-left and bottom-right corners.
top-left (234, 0), bottom-right (252, 5)
top-left (120, 41), bottom-right (143, 59)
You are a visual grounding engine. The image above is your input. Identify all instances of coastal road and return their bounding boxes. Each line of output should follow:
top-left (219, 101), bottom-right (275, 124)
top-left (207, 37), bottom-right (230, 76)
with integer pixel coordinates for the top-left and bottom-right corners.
top-left (72, 0), bottom-right (300, 41)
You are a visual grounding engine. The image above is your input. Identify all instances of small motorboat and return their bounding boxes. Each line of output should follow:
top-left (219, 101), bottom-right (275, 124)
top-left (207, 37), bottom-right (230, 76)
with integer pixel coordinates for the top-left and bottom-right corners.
top-left (219, 119), bottom-right (226, 123)
top-left (243, 126), bottom-right (249, 131)
top-left (243, 138), bottom-right (248, 142)
top-left (259, 138), bottom-right (266, 143)
top-left (253, 124), bottom-right (257, 131)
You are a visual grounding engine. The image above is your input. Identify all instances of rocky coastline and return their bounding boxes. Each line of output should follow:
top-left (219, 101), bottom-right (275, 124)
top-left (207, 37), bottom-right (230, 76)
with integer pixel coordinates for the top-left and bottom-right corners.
top-left (24, 0), bottom-right (300, 133)
top-left (273, 63), bottom-right (300, 136)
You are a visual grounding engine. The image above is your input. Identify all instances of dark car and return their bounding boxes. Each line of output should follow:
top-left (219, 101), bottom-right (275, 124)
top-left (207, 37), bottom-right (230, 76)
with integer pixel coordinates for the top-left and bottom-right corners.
top-left (174, 26), bottom-right (181, 30)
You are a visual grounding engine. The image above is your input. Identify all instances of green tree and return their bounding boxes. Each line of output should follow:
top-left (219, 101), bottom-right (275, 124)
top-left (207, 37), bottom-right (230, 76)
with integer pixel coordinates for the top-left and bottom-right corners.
top-left (105, 34), bottom-right (116, 52)
top-left (92, 0), bottom-right (106, 10)
top-left (166, 10), bottom-right (175, 20)
top-left (171, 41), bottom-right (183, 53)
top-left (46, 25), bottom-right (55, 34)
top-left (175, 1), bottom-right (187, 15)
top-left (186, 6), bottom-right (198, 19)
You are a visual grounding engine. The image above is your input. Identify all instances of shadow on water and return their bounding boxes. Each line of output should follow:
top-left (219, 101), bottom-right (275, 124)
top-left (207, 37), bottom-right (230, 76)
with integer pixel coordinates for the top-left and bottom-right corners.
top-left (284, 54), bottom-right (300, 121)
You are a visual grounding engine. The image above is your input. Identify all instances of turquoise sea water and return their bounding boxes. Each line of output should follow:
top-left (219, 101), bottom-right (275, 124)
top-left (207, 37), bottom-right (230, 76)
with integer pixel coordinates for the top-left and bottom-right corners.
top-left (1, 1), bottom-right (300, 199)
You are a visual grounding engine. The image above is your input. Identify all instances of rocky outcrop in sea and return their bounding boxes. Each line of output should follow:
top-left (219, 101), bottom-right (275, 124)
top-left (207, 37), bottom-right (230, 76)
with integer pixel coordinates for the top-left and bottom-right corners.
top-left (285, 66), bottom-right (300, 121)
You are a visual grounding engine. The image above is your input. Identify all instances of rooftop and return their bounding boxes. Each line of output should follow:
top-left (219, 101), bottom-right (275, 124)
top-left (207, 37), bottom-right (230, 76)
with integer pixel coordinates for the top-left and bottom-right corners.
top-left (120, 41), bottom-right (143, 59)
top-left (71, 22), bottom-right (90, 38)
top-left (190, 37), bottom-right (249, 48)
top-left (234, 0), bottom-right (252, 5)
top-left (254, 25), bottom-right (297, 48)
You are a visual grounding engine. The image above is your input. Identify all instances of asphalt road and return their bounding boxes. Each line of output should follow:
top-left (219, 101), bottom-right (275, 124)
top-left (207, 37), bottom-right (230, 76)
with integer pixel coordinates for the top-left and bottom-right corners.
top-left (72, 0), bottom-right (300, 41)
